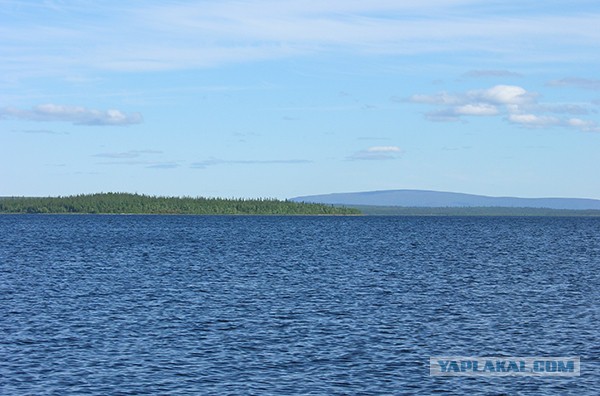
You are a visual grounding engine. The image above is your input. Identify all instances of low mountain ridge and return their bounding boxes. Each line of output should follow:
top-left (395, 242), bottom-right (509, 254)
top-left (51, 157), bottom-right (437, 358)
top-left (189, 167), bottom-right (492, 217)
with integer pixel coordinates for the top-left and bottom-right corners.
top-left (291, 189), bottom-right (600, 210)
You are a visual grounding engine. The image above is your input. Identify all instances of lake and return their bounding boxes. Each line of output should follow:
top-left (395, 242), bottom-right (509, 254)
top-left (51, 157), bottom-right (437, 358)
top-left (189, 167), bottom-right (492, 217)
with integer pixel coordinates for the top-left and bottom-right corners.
top-left (1, 215), bottom-right (599, 394)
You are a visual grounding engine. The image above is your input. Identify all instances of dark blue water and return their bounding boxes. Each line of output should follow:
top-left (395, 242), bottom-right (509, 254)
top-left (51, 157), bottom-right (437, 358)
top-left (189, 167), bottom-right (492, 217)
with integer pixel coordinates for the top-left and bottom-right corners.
top-left (1, 215), bottom-right (599, 395)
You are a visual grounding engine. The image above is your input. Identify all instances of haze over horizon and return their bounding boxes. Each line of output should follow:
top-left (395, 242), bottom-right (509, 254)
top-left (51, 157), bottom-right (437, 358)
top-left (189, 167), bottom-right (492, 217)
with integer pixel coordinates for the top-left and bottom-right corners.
top-left (2, 1), bottom-right (600, 199)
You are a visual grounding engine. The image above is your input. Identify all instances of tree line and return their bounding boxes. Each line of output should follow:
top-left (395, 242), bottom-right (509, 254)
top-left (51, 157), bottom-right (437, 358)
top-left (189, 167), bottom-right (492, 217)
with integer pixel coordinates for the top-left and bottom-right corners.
top-left (0, 193), bottom-right (361, 215)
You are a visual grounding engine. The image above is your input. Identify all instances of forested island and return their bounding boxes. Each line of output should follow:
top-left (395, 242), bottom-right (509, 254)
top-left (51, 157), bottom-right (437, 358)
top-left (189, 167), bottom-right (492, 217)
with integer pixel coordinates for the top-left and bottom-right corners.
top-left (0, 193), bottom-right (361, 215)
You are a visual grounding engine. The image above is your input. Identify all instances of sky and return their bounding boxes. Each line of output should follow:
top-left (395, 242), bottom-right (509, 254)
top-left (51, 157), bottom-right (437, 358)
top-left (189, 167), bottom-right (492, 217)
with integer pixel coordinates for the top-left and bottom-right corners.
top-left (2, 0), bottom-right (600, 199)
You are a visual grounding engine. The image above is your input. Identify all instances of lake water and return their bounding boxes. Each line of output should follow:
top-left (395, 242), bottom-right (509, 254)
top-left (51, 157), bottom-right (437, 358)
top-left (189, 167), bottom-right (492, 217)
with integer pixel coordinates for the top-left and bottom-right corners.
top-left (1, 215), bottom-right (599, 394)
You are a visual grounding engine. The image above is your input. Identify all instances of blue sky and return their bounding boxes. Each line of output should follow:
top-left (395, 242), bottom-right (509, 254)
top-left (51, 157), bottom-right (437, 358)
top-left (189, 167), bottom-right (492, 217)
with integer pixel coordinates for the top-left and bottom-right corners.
top-left (2, 0), bottom-right (600, 199)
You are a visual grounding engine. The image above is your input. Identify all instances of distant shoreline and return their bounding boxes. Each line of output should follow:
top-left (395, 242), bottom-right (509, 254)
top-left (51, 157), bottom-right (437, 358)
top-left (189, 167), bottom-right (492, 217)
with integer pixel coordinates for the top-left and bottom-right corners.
top-left (3, 193), bottom-right (600, 217)
top-left (0, 207), bottom-right (600, 218)
top-left (0, 212), bottom-right (363, 217)
top-left (342, 205), bottom-right (600, 217)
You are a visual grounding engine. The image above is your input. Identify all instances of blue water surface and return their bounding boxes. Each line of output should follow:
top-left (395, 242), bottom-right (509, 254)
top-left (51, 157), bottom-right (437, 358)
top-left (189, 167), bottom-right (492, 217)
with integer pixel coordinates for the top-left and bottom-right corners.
top-left (1, 215), bottom-right (599, 394)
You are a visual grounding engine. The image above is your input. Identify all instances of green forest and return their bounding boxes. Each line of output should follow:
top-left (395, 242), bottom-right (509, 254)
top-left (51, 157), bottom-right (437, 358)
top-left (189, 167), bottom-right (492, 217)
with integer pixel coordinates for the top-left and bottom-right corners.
top-left (0, 193), bottom-right (361, 215)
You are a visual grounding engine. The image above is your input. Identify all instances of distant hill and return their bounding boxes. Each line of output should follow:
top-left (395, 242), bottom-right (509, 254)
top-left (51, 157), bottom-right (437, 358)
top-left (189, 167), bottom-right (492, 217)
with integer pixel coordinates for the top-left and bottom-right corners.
top-left (291, 189), bottom-right (600, 210)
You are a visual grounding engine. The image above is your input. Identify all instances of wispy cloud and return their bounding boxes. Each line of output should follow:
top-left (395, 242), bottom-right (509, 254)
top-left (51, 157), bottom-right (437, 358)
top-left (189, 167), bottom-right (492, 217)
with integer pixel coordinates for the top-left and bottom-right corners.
top-left (347, 146), bottom-right (402, 161)
top-left (536, 104), bottom-right (590, 115)
top-left (94, 150), bottom-right (178, 168)
top-left (96, 159), bottom-right (181, 169)
top-left (93, 150), bottom-right (162, 159)
top-left (565, 118), bottom-right (600, 132)
top-left (546, 77), bottom-right (600, 90)
top-left (414, 85), bottom-right (532, 121)
top-left (507, 114), bottom-right (561, 127)
top-left (12, 128), bottom-right (68, 135)
top-left (410, 84), bottom-right (600, 132)
top-left (463, 70), bottom-right (522, 78)
top-left (507, 113), bottom-right (600, 131)
top-left (191, 158), bottom-right (312, 169)
top-left (1, 104), bottom-right (142, 126)
top-left (2, 2), bottom-right (600, 76)
top-left (146, 162), bottom-right (180, 169)
top-left (357, 136), bottom-right (391, 141)
top-left (427, 103), bottom-right (499, 120)
top-left (96, 160), bottom-right (151, 166)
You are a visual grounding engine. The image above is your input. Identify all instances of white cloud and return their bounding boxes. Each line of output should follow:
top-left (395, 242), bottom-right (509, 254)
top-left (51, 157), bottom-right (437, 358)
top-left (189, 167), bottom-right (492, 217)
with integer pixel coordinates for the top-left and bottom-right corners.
top-left (410, 84), bottom-right (599, 133)
top-left (0, 104), bottom-right (143, 126)
top-left (469, 85), bottom-right (532, 105)
top-left (455, 103), bottom-right (499, 116)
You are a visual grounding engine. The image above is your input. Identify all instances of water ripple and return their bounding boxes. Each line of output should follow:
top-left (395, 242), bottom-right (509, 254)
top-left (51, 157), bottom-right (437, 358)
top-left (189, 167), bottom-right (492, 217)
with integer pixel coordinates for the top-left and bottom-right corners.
top-left (1, 215), bottom-right (599, 394)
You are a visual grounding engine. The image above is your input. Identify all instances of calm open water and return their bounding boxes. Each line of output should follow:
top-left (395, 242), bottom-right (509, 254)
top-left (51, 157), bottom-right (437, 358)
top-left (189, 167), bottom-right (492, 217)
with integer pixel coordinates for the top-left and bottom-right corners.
top-left (1, 215), bottom-right (599, 395)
